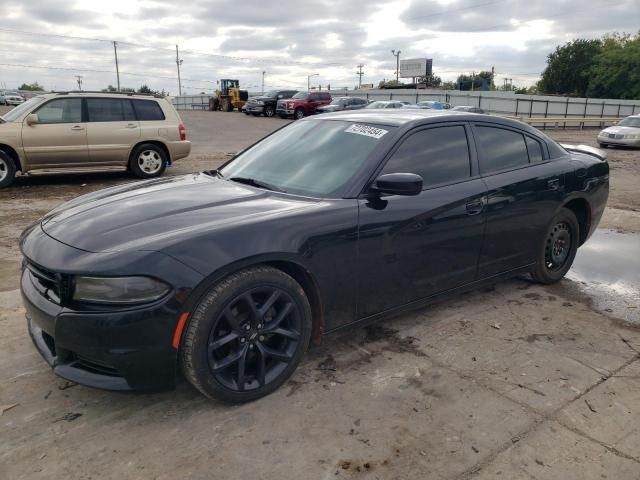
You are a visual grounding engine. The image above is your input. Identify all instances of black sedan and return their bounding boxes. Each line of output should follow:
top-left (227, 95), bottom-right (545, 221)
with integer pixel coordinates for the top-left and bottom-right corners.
top-left (20, 110), bottom-right (609, 403)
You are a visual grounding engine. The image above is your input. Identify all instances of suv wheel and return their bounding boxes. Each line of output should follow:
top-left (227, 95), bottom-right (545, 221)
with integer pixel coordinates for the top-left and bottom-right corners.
top-left (264, 106), bottom-right (275, 117)
top-left (181, 265), bottom-right (312, 403)
top-left (0, 151), bottom-right (17, 188)
top-left (129, 143), bottom-right (168, 179)
top-left (294, 108), bottom-right (305, 120)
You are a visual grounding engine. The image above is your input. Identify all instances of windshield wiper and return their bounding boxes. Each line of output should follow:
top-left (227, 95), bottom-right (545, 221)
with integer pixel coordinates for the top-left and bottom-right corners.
top-left (228, 176), bottom-right (285, 192)
top-left (204, 169), bottom-right (225, 178)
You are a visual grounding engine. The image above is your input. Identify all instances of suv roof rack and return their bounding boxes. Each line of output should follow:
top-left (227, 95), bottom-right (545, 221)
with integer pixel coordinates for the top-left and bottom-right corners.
top-left (53, 91), bottom-right (165, 98)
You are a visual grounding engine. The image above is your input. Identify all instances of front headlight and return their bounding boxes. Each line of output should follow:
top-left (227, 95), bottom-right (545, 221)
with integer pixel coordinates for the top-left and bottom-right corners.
top-left (256, 101), bottom-right (264, 105)
top-left (73, 276), bottom-right (170, 304)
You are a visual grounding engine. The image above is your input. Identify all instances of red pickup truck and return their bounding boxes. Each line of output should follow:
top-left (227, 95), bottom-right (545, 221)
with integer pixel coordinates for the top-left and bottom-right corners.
top-left (276, 91), bottom-right (332, 120)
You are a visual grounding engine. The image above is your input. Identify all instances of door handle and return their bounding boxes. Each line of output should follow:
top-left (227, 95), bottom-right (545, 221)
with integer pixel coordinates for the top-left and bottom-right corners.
top-left (547, 178), bottom-right (560, 191)
top-left (70, 125), bottom-right (84, 131)
top-left (465, 199), bottom-right (484, 216)
top-left (125, 123), bottom-right (138, 128)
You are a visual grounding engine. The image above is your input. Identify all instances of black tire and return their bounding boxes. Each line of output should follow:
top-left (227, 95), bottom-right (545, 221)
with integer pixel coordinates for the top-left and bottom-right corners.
top-left (181, 266), bottom-right (312, 403)
top-left (294, 108), bottom-right (305, 120)
top-left (222, 99), bottom-right (233, 112)
top-left (598, 143), bottom-right (608, 148)
top-left (0, 150), bottom-right (17, 188)
top-left (208, 98), bottom-right (219, 111)
top-left (264, 105), bottom-right (275, 118)
top-left (530, 208), bottom-right (579, 284)
top-left (129, 143), bottom-right (168, 179)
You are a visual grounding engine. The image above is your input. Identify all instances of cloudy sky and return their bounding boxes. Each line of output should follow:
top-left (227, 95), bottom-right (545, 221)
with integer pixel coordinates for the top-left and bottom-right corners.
top-left (1, 0), bottom-right (637, 94)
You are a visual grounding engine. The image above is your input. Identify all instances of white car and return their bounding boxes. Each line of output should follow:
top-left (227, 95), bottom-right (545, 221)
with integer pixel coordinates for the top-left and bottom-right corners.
top-left (0, 92), bottom-right (25, 106)
top-left (598, 115), bottom-right (640, 148)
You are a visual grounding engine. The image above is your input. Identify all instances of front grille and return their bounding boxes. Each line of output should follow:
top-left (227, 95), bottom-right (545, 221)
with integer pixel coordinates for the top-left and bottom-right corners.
top-left (25, 261), bottom-right (72, 305)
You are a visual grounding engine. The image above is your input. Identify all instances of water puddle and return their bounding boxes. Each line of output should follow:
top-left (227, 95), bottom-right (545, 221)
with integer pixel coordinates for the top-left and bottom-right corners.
top-left (567, 229), bottom-right (640, 325)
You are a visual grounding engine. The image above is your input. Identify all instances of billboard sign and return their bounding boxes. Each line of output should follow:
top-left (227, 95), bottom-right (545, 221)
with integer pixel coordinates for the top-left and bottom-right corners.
top-left (399, 58), bottom-right (433, 78)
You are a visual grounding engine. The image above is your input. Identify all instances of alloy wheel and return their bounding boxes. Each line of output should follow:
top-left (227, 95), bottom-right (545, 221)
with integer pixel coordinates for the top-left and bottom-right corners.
top-left (137, 150), bottom-right (162, 174)
top-left (0, 158), bottom-right (7, 182)
top-left (207, 286), bottom-right (302, 392)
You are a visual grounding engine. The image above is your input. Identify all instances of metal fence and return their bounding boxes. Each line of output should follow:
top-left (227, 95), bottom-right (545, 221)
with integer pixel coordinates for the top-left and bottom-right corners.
top-left (171, 89), bottom-right (640, 127)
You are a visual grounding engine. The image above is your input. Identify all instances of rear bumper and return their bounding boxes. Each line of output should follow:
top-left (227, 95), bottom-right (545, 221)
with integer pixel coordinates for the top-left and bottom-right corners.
top-left (22, 267), bottom-right (179, 392)
top-left (168, 140), bottom-right (191, 161)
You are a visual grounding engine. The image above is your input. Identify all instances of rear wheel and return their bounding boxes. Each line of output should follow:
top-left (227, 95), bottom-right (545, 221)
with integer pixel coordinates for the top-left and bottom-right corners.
top-left (294, 108), bottom-right (305, 120)
top-left (222, 99), bottom-right (233, 112)
top-left (129, 143), bottom-right (168, 179)
top-left (181, 266), bottom-right (312, 403)
top-left (208, 97), bottom-right (219, 111)
top-left (530, 208), bottom-right (579, 284)
top-left (0, 150), bottom-right (17, 188)
top-left (264, 105), bottom-right (275, 117)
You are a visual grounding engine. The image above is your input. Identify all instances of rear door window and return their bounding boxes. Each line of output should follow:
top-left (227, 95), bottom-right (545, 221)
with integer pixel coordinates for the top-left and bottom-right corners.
top-left (132, 100), bottom-right (165, 121)
top-left (382, 125), bottom-right (472, 189)
top-left (525, 136), bottom-right (544, 163)
top-left (87, 98), bottom-right (136, 122)
top-left (475, 126), bottom-right (529, 174)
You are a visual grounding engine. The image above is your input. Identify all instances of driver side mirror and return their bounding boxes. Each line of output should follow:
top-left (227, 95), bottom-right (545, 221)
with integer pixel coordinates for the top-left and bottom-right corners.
top-left (371, 173), bottom-right (423, 196)
top-left (25, 113), bottom-right (39, 126)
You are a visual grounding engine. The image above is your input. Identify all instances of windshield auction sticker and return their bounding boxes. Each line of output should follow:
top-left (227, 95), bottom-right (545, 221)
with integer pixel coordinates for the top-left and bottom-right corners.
top-left (344, 124), bottom-right (388, 139)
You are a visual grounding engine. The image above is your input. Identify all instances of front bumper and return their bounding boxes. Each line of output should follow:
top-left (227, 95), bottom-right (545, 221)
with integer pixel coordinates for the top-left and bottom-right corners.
top-left (276, 107), bottom-right (295, 116)
top-left (245, 104), bottom-right (265, 113)
top-left (598, 134), bottom-right (640, 147)
top-left (22, 266), bottom-right (179, 392)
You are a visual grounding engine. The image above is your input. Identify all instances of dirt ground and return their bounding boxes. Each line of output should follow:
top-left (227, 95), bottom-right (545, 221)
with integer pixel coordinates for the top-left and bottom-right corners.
top-left (1, 110), bottom-right (639, 479)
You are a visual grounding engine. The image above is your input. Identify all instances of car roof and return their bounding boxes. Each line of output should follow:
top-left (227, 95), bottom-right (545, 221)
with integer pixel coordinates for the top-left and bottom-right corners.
top-left (307, 109), bottom-right (535, 130)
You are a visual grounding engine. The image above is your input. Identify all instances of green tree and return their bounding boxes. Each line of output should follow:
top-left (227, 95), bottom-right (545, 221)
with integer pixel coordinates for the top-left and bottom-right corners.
top-left (539, 39), bottom-right (603, 96)
top-left (456, 71), bottom-right (493, 91)
top-left (18, 82), bottom-right (44, 91)
top-left (587, 33), bottom-right (640, 99)
top-left (416, 74), bottom-right (442, 88)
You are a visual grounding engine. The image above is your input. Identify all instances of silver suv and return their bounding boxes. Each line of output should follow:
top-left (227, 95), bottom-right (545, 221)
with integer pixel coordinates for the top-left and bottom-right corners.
top-left (0, 92), bottom-right (191, 187)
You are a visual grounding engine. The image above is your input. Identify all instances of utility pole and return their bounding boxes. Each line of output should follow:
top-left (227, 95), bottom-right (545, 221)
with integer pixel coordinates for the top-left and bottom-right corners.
top-left (175, 45), bottom-right (183, 96)
top-left (113, 41), bottom-right (121, 92)
top-left (391, 50), bottom-right (401, 82)
top-left (490, 66), bottom-right (495, 91)
top-left (471, 71), bottom-right (475, 92)
top-left (75, 75), bottom-right (83, 91)
top-left (356, 64), bottom-right (364, 88)
top-left (262, 71), bottom-right (266, 95)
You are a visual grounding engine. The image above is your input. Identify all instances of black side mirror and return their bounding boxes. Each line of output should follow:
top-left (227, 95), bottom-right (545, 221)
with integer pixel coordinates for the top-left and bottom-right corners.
top-left (371, 173), bottom-right (423, 196)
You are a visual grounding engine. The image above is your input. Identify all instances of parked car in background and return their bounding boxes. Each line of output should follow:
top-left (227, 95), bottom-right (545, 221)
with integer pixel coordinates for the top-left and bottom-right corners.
top-left (20, 109), bottom-right (609, 402)
top-left (0, 92), bottom-right (191, 188)
top-left (316, 96), bottom-right (368, 113)
top-left (245, 90), bottom-right (298, 117)
top-left (365, 100), bottom-right (406, 109)
top-left (410, 100), bottom-right (451, 110)
top-left (276, 91), bottom-right (332, 119)
top-left (452, 105), bottom-right (485, 114)
top-left (0, 91), bottom-right (25, 106)
top-left (597, 115), bottom-right (640, 148)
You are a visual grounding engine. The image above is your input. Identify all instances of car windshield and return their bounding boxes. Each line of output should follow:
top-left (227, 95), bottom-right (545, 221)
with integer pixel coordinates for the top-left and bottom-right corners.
top-left (291, 92), bottom-right (307, 99)
top-left (1, 96), bottom-right (42, 122)
top-left (618, 117), bottom-right (640, 128)
top-left (266, 90), bottom-right (279, 97)
top-left (219, 120), bottom-right (395, 197)
top-left (366, 101), bottom-right (386, 108)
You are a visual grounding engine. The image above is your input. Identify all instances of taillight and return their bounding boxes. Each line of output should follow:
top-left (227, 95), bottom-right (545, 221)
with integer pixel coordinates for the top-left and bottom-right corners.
top-left (178, 123), bottom-right (186, 141)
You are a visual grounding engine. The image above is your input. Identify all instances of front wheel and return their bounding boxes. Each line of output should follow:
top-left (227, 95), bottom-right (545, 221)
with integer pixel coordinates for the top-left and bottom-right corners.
top-left (294, 108), bottom-right (305, 120)
top-left (129, 143), bottom-right (168, 179)
top-left (264, 105), bottom-right (275, 117)
top-left (530, 208), bottom-right (579, 284)
top-left (0, 151), bottom-right (17, 188)
top-left (181, 266), bottom-right (312, 403)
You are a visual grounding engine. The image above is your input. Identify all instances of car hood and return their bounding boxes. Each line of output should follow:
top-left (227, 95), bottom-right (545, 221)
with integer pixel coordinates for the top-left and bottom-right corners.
top-left (249, 96), bottom-right (275, 102)
top-left (601, 126), bottom-right (639, 135)
top-left (40, 173), bottom-right (319, 253)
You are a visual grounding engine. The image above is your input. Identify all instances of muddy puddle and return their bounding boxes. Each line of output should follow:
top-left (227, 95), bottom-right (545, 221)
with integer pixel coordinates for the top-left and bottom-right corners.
top-left (567, 229), bottom-right (640, 324)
